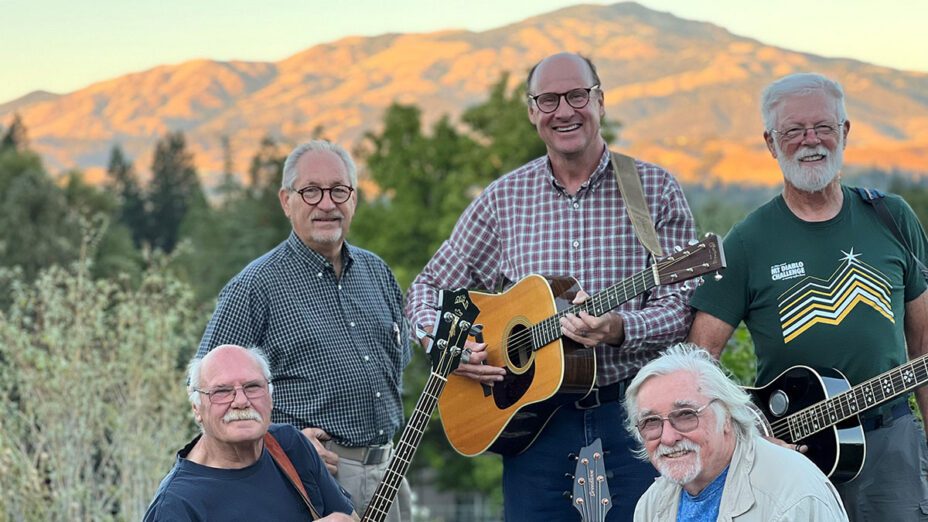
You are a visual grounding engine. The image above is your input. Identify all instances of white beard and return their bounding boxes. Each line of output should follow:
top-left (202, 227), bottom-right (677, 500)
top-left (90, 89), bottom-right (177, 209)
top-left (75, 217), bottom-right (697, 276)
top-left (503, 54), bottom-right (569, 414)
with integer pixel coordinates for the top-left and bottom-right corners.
top-left (775, 140), bottom-right (843, 193)
top-left (652, 439), bottom-right (702, 486)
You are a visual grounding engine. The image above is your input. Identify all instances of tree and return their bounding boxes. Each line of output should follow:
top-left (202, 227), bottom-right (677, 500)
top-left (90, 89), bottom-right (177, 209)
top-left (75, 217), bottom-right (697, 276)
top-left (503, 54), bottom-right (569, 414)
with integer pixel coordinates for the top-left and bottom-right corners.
top-left (0, 112), bottom-right (29, 153)
top-left (106, 145), bottom-right (149, 248)
top-left (147, 131), bottom-right (206, 252)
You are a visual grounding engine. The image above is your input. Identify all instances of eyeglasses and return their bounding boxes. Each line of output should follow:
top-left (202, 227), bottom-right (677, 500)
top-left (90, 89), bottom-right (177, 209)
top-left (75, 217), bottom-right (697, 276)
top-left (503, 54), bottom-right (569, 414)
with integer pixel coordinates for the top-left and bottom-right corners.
top-left (294, 184), bottom-right (354, 205)
top-left (195, 381), bottom-right (269, 405)
top-left (770, 121), bottom-right (844, 143)
top-left (528, 85), bottom-right (600, 114)
top-left (636, 399), bottom-right (719, 441)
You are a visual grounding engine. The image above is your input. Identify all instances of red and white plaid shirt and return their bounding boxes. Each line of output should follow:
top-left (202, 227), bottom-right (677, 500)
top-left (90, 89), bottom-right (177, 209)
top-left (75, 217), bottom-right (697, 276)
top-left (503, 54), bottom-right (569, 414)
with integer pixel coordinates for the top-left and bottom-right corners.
top-left (406, 148), bottom-right (696, 383)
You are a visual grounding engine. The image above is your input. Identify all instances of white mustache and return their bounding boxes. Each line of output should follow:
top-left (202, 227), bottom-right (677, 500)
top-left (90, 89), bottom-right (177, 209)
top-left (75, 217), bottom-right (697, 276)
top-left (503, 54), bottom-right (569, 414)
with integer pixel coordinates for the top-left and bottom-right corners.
top-left (223, 408), bottom-right (263, 423)
top-left (794, 145), bottom-right (828, 160)
top-left (656, 438), bottom-right (700, 457)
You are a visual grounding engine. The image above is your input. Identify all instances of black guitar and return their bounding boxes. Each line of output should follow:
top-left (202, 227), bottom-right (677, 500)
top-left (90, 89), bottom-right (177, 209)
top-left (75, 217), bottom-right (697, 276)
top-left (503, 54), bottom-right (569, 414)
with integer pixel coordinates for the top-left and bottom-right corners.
top-left (747, 355), bottom-right (925, 483)
top-left (361, 289), bottom-right (479, 522)
top-left (569, 438), bottom-right (612, 522)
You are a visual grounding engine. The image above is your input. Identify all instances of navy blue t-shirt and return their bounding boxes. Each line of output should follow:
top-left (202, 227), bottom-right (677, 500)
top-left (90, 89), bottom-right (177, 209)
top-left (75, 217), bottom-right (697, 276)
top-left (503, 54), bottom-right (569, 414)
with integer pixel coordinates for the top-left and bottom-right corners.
top-left (144, 423), bottom-right (354, 521)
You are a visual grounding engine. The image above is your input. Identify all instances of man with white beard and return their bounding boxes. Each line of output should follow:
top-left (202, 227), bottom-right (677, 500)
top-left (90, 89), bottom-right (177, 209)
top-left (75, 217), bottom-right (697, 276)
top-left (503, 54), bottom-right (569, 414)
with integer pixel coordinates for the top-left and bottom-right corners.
top-left (688, 72), bottom-right (928, 520)
top-left (625, 344), bottom-right (847, 521)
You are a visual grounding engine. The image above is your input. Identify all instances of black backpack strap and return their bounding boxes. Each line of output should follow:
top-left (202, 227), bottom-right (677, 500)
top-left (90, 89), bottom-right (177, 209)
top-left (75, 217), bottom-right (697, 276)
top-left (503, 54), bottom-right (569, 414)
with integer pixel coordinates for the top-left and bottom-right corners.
top-left (856, 187), bottom-right (928, 280)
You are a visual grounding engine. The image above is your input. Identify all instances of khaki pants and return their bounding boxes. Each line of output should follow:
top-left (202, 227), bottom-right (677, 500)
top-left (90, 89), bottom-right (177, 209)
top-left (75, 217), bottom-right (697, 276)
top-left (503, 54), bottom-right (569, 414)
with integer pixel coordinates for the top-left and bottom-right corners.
top-left (335, 454), bottom-right (412, 522)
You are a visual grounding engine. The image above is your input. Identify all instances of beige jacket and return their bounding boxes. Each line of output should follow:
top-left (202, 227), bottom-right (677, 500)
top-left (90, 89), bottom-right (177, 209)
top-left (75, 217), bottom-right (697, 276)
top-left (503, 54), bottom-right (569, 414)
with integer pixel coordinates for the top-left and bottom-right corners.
top-left (634, 436), bottom-right (848, 521)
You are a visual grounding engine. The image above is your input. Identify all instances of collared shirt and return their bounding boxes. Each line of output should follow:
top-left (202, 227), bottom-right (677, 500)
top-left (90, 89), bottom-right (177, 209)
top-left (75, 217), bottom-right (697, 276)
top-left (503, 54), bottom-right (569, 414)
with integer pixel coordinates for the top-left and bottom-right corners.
top-left (406, 148), bottom-right (696, 383)
top-left (198, 232), bottom-right (412, 446)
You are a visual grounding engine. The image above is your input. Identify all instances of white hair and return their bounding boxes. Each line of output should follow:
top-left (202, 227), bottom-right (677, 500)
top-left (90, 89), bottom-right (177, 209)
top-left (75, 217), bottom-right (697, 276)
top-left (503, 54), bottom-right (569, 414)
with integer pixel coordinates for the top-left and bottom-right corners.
top-left (187, 345), bottom-right (273, 406)
top-left (623, 343), bottom-right (759, 460)
top-left (281, 139), bottom-right (358, 190)
top-left (761, 72), bottom-right (847, 131)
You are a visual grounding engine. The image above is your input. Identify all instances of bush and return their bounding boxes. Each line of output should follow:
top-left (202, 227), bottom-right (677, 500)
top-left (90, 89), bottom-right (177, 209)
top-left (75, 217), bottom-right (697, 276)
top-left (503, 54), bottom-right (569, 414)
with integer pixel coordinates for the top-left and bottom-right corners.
top-left (0, 254), bottom-right (200, 521)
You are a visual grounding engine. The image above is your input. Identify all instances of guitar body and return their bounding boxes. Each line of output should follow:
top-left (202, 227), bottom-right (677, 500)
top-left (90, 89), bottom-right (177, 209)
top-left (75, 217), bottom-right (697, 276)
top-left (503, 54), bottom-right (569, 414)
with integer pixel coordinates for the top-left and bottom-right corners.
top-left (746, 365), bottom-right (865, 483)
top-left (438, 275), bottom-right (596, 456)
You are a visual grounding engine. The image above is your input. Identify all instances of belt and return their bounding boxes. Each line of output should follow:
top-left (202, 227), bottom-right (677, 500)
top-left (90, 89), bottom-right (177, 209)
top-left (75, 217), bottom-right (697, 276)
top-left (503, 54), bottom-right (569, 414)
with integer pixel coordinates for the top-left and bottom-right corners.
top-left (859, 402), bottom-right (911, 432)
top-left (574, 376), bottom-right (634, 410)
top-left (326, 441), bottom-right (393, 465)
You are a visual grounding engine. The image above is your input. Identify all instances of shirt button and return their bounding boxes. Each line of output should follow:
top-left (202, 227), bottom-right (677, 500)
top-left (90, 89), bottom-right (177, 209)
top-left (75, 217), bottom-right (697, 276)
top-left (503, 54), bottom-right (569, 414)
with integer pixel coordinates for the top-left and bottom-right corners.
top-left (317, 272), bottom-right (323, 278)
top-left (350, 321), bottom-right (355, 327)
top-left (378, 429), bottom-right (384, 435)
top-left (375, 392), bottom-right (382, 398)
top-left (364, 355), bottom-right (370, 361)
top-left (572, 240), bottom-right (580, 248)
top-left (338, 284), bottom-right (342, 290)
top-left (573, 202), bottom-right (579, 209)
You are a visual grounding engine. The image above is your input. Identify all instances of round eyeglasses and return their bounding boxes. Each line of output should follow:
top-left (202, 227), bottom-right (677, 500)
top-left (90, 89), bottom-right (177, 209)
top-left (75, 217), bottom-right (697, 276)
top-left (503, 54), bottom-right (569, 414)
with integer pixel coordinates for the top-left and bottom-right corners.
top-left (294, 184), bottom-right (354, 205)
top-left (636, 399), bottom-right (719, 441)
top-left (194, 382), bottom-right (269, 405)
top-left (528, 85), bottom-right (599, 114)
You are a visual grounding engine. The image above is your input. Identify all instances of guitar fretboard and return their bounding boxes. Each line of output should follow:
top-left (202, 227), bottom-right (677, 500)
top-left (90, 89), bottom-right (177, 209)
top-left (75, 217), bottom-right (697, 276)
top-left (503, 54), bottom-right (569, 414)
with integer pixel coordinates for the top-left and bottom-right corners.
top-left (531, 268), bottom-right (656, 349)
top-left (785, 354), bottom-right (928, 441)
top-left (363, 370), bottom-right (446, 522)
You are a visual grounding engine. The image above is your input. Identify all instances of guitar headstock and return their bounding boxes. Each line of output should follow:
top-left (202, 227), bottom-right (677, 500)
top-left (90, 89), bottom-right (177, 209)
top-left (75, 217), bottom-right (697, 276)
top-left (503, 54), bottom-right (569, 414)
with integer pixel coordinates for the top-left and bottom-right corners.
top-left (571, 438), bottom-right (611, 522)
top-left (429, 289), bottom-right (480, 376)
top-left (656, 233), bottom-right (726, 285)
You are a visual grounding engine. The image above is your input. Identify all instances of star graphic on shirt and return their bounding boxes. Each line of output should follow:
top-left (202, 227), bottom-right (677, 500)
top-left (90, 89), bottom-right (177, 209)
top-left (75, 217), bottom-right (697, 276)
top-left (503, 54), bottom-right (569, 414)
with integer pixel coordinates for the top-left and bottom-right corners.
top-left (840, 248), bottom-right (862, 264)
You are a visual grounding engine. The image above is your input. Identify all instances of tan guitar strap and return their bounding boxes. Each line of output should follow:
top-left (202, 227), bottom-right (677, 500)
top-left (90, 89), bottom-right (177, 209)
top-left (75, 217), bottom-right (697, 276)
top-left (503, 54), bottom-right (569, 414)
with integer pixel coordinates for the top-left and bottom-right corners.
top-left (264, 432), bottom-right (322, 520)
top-left (610, 152), bottom-right (663, 257)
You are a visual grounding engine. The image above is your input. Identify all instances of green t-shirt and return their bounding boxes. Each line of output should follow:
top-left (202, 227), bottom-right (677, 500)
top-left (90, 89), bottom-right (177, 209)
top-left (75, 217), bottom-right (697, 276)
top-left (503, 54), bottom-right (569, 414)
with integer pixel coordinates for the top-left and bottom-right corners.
top-left (691, 185), bottom-right (928, 388)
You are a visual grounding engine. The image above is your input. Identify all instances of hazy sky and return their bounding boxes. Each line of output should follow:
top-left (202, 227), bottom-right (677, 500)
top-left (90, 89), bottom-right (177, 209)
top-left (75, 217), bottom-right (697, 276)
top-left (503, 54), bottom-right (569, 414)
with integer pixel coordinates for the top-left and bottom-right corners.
top-left (1, 0), bottom-right (926, 103)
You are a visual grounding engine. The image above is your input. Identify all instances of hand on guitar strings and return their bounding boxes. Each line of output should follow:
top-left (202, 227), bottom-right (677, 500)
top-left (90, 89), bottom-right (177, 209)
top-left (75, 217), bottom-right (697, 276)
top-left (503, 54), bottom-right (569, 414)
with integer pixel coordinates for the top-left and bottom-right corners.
top-left (452, 338), bottom-right (506, 385)
top-left (301, 427), bottom-right (340, 474)
top-left (560, 290), bottom-right (625, 347)
top-left (763, 434), bottom-right (808, 454)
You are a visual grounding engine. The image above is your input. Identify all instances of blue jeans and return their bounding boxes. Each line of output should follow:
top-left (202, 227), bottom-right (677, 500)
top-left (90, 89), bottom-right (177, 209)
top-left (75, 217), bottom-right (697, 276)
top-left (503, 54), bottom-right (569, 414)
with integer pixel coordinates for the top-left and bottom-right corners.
top-left (502, 400), bottom-right (658, 521)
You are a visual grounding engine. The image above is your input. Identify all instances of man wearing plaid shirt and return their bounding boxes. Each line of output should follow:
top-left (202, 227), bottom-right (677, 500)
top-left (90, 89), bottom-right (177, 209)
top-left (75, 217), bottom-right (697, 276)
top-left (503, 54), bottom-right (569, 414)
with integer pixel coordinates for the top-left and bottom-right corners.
top-left (406, 53), bottom-right (696, 521)
top-left (198, 140), bottom-right (412, 522)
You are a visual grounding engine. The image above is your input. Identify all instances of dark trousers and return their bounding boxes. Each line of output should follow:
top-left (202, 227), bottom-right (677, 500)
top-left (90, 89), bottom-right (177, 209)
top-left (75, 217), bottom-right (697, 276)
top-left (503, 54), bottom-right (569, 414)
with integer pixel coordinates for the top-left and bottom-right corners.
top-left (501, 400), bottom-right (658, 521)
top-left (836, 414), bottom-right (928, 521)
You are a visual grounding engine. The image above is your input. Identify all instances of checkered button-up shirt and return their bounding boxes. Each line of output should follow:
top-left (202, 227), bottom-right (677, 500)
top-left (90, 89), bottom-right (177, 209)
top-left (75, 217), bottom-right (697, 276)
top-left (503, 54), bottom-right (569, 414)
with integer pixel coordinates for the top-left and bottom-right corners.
top-left (406, 149), bottom-right (696, 383)
top-left (198, 232), bottom-right (412, 446)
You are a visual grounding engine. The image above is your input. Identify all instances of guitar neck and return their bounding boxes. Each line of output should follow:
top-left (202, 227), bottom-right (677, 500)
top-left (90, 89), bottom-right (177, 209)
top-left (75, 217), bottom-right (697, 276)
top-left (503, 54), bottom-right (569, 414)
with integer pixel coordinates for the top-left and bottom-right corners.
top-left (788, 353), bottom-right (928, 441)
top-left (532, 267), bottom-right (656, 348)
top-left (362, 371), bottom-right (447, 522)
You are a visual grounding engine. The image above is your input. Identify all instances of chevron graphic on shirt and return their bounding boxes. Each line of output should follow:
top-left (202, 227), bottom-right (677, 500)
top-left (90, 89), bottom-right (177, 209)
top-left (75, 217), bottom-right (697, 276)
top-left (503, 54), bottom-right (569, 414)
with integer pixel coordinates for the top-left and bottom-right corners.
top-left (778, 248), bottom-right (893, 343)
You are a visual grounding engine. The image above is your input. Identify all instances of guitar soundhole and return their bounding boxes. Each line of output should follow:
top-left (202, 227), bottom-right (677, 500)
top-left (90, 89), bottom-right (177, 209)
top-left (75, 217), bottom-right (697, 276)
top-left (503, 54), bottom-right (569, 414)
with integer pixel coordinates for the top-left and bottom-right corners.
top-left (506, 324), bottom-right (533, 371)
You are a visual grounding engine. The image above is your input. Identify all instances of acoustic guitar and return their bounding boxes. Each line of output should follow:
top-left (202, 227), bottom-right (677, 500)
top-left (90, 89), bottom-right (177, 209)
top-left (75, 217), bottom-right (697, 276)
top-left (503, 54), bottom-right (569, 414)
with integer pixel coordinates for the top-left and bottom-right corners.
top-left (747, 354), bottom-right (927, 484)
top-left (361, 289), bottom-right (478, 522)
top-left (438, 234), bottom-right (726, 456)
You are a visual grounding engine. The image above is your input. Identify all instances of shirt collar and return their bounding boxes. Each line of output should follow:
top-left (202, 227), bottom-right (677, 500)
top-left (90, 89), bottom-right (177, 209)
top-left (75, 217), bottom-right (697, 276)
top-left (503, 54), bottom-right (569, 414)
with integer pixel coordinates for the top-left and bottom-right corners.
top-left (545, 146), bottom-right (611, 197)
top-left (286, 231), bottom-right (354, 274)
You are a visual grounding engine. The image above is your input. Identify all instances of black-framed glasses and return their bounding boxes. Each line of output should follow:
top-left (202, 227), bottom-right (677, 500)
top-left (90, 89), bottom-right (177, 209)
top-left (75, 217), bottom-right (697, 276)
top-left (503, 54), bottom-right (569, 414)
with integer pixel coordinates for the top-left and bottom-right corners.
top-left (195, 381), bottom-right (269, 405)
top-left (294, 184), bottom-right (354, 205)
top-left (770, 121), bottom-right (844, 143)
top-left (636, 399), bottom-right (719, 441)
top-left (528, 85), bottom-right (600, 114)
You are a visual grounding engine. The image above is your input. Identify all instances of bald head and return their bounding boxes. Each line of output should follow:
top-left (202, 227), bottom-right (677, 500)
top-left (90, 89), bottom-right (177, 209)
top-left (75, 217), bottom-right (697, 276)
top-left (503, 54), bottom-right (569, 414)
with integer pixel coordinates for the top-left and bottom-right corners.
top-left (526, 53), bottom-right (601, 94)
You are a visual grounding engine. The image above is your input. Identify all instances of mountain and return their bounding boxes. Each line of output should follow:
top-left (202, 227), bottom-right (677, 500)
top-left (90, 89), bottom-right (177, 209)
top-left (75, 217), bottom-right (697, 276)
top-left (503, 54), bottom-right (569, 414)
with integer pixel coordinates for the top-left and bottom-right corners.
top-left (3, 2), bottom-right (928, 187)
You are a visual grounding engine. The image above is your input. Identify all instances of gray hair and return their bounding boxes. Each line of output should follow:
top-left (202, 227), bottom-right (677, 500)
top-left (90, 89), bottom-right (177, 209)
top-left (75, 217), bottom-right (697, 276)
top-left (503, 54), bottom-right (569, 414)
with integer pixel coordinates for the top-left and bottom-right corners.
top-left (281, 139), bottom-right (358, 190)
top-left (187, 345), bottom-right (274, 406)
top-left (761, 72), bottom-right (847, 131)
top-left (623, 343), bottom-right (758, 460)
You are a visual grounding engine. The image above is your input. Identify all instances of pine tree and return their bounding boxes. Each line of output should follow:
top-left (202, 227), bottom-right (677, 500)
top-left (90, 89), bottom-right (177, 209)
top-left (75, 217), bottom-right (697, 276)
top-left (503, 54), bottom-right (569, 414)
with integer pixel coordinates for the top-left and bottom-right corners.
top-left (106, 145), bottom-right (148, 247)
top-left (0, 113), bottom-right (29, 153)
top-left (147, 131), bottom-right (205, 252)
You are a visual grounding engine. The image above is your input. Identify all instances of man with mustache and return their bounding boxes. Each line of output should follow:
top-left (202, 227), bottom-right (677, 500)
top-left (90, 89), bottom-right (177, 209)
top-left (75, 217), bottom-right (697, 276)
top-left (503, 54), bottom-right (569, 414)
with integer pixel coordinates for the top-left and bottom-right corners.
top-left (197, 141), bottom-right (412, 521)
top-left (688, 72), bottom-right (928, 520)
top-left (625, 344), bottom-right (847, 521)
top-left (144, 345), bottom-right (357, 521)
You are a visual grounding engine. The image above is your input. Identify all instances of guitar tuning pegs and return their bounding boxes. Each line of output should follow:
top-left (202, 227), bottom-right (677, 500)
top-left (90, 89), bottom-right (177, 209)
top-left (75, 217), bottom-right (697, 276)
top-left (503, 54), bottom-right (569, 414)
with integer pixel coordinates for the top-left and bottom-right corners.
top-left (567, 452), bottom-right (578, 461)
top-left (562, 491), bottom-right (573, 500)
top-left (688, 239), bottom-right (698, 246)
top-left (673, 245), bottom-right (683, 253)
top-left (469, 324), bottom-right (484, 337)
top-left (564, 472), bottom-right (574, 480)
top-left (713, 272), bottom-right (723, 282)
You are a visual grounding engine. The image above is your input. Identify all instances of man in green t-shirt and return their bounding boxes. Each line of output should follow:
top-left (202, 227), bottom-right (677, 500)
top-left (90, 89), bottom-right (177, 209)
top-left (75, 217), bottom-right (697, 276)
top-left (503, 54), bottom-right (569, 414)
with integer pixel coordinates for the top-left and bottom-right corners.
top-left (688, 72), bottom-right (928, 521)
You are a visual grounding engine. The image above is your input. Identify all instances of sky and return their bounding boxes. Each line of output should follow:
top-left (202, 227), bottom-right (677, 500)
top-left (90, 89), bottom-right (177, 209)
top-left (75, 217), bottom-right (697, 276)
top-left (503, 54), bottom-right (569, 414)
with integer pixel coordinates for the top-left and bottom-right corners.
top-left (1, 0), bottom-right (926, 104)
